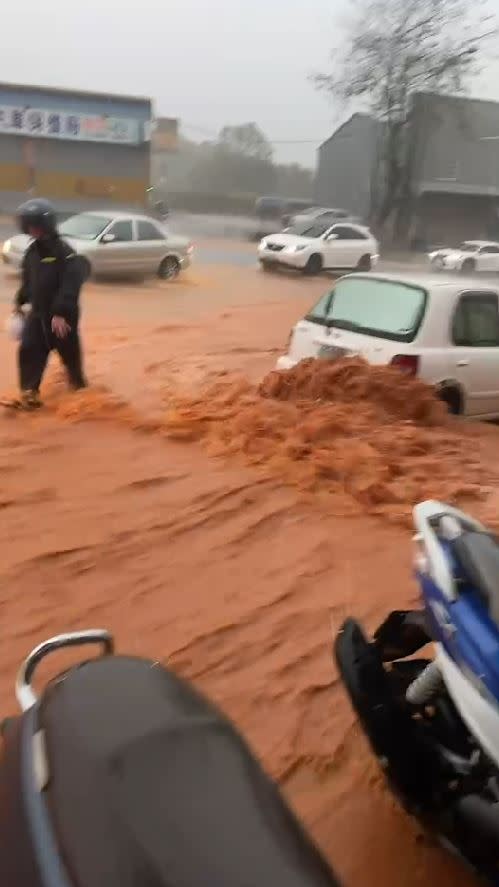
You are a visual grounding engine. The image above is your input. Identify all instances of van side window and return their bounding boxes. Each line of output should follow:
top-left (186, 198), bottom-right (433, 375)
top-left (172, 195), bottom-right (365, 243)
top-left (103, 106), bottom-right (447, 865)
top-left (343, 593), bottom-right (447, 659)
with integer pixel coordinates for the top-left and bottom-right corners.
top-left (452, 293), bottom-right (499, 346)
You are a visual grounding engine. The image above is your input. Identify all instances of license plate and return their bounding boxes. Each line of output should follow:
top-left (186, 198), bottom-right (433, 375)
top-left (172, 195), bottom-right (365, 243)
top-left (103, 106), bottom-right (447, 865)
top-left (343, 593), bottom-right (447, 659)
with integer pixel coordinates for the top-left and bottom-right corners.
top-left (317, 344), bottom-right (347, 360)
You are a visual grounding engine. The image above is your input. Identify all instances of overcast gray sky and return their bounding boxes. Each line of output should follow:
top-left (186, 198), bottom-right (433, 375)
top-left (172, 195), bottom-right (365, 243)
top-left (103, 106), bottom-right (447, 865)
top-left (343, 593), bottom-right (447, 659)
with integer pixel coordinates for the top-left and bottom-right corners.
top-left (2, 0), bottom-right (499, 169)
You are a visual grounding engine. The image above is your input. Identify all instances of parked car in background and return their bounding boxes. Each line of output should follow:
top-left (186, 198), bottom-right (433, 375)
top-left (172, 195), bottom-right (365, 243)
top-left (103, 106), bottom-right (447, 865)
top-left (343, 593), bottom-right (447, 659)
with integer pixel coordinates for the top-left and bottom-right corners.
top-left (428, 241), bottom-right (499, 273)
top-left (258, 221), bottom-right (379, 275)
top-left (2, 211), bottom-right (193, 280)
top-left (252, 196), bottom-right (314, 240)
top-left (276, 271), bottom-right (499, 418)
top-left (287, 206), bottom-right (354, 229)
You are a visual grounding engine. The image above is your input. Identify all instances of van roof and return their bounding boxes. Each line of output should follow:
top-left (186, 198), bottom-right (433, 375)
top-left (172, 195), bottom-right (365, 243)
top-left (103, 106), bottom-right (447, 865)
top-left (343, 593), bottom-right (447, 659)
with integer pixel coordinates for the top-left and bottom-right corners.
top-left (344, 271), bottom-right (499, 293)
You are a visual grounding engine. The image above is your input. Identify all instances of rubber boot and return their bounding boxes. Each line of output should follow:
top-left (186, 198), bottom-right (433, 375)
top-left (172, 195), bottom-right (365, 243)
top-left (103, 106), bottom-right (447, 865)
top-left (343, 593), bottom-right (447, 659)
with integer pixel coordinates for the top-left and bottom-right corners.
top-left (1, 390), bottom-right (42, 411)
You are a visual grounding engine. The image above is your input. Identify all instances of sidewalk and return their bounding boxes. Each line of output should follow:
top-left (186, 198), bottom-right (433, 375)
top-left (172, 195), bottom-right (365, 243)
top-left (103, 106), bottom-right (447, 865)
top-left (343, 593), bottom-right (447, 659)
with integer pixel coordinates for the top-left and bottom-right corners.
top-left (381, 250), bottom-right (426, 266)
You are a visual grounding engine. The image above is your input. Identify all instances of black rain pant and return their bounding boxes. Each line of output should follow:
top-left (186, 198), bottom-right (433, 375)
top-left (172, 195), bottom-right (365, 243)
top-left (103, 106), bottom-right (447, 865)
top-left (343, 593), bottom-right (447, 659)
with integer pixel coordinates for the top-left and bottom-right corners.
top-left (18, 313), bottom-right (86, 393)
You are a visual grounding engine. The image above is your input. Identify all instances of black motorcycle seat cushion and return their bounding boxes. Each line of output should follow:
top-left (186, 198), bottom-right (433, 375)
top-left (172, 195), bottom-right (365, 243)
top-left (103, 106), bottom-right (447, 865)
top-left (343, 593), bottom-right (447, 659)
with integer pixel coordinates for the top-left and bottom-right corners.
top-left (40, 656), bottom-right (339, 887)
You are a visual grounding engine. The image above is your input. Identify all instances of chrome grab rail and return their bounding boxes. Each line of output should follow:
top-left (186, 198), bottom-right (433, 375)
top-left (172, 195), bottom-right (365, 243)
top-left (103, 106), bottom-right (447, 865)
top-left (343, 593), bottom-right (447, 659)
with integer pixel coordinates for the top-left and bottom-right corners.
top-left (16, 629), bottom-right (114, 712)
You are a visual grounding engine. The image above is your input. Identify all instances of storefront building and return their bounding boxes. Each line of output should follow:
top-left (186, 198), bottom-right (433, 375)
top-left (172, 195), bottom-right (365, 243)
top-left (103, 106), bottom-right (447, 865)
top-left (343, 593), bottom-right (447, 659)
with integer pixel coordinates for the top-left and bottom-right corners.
top-left (0, 81), bottom-right (152, 213)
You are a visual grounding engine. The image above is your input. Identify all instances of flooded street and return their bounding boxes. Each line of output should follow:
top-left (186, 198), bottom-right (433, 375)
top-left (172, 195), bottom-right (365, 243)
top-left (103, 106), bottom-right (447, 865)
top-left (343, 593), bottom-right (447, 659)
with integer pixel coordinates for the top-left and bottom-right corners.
top-left (0, 254), bottom-right (494, 887)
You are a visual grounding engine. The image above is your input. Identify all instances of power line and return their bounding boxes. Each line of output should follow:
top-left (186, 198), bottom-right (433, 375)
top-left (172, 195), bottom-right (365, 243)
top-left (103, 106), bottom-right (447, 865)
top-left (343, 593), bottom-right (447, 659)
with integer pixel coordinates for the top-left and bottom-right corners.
top-left (182, 122), bottom-right (325, 145)
top-left (269, 139), bottom-right (324, 145)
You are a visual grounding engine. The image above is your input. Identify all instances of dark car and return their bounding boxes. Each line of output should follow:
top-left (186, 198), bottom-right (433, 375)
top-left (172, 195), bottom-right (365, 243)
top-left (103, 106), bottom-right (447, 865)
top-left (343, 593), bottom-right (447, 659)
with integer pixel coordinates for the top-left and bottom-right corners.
top-left (253, 196), bottom-right (314, 240)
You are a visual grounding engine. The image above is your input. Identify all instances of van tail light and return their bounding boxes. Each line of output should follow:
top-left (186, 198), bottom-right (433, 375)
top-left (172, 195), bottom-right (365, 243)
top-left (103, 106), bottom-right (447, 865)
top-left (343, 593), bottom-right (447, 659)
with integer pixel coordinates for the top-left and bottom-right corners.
top-left (390, 354), bottom-right (420, 376)
top-left (285, 329), bottom-right (294, 352)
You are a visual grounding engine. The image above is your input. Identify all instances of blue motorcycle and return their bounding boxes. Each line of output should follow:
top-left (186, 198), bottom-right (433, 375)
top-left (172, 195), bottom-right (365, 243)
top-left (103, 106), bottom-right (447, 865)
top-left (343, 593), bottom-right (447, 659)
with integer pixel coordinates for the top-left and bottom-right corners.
top-left (336, 500), bottom-right (499, 883)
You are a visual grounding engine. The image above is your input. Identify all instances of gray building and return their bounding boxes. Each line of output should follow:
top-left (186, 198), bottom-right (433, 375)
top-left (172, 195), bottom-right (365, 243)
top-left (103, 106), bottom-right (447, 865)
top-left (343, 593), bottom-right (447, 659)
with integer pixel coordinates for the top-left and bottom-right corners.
top-left (411, 92), bottom-right (499, 243)
top-left (315, 114), bottom-right (382, 220)
top-left (0, 81), bottom-right (152, 214)
top-left (316, 93), bottom-right (499, 244)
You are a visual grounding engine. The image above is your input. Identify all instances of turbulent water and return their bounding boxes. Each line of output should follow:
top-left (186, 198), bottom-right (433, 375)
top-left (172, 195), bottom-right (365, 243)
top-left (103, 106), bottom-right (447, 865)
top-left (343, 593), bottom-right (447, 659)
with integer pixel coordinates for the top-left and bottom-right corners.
top-left (0, 268), bottom-right (492, 887)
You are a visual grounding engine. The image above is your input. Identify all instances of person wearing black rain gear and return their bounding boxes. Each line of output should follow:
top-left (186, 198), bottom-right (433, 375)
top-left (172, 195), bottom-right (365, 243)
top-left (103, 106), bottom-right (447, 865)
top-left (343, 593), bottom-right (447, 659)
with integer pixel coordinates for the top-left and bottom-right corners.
top-left (8, 198), bottom-right (87, 410)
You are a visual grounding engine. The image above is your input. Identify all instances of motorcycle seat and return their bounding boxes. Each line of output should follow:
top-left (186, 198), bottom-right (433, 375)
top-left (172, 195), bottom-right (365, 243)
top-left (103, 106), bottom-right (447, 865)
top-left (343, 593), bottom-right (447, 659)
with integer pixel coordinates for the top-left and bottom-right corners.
top-left (453, 531), bottom-right (499, 626)
top-left (40, 656), bottom-right (340, 887)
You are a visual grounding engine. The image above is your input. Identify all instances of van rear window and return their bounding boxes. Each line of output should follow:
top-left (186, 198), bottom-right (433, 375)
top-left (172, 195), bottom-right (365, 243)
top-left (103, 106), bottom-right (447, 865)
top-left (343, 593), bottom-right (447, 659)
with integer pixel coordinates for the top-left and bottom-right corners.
top-left (306, 278), bottom-right (427, 342)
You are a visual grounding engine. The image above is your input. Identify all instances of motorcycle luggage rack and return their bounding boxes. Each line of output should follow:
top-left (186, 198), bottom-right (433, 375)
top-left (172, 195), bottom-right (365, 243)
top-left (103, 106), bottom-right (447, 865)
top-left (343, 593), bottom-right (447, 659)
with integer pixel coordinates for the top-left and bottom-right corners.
top-left (16, 630), bottom-right (114, 712)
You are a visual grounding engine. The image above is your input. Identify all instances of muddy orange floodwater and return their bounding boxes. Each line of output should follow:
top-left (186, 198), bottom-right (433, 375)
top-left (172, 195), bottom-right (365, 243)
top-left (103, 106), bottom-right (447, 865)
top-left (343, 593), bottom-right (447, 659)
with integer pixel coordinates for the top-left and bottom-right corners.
top-left (0, 267), bottom-right (496, 887)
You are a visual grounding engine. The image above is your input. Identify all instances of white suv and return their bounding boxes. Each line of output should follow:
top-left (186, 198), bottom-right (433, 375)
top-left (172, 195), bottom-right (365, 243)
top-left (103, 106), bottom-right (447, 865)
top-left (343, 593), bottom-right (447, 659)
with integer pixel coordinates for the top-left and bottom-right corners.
top-left (258, 221), bottom-right (379, 276)
top-left (276, 272), bottom-right (499, 418)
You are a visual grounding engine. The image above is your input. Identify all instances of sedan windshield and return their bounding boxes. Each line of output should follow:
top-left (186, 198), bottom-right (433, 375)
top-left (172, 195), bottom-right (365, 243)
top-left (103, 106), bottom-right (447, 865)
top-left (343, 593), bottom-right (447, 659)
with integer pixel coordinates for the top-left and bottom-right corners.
top-left (59, 214), bottom-right (111, 240)
top-left (458, 242), bottom-right (480, 252)
top-left (306, 277), bottom-right (427, 342)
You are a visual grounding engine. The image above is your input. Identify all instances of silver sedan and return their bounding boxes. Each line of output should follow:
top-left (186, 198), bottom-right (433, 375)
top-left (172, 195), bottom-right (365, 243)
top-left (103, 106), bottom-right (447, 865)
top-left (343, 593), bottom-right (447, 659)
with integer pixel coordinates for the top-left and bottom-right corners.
top-left (2, 210), bottom-right (193, 280)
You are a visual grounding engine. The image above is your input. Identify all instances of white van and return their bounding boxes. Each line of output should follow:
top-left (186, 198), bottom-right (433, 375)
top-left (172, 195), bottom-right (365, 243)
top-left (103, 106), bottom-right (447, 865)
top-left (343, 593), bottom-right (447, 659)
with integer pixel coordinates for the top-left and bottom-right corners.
top-left (276, 272), bottom-right (499, 418)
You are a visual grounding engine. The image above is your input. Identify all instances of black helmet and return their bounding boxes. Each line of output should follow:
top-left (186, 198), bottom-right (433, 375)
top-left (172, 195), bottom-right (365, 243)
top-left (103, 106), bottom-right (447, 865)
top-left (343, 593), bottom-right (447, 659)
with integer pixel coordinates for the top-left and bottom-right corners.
top-left (17, 198), bottom-right (57, 236)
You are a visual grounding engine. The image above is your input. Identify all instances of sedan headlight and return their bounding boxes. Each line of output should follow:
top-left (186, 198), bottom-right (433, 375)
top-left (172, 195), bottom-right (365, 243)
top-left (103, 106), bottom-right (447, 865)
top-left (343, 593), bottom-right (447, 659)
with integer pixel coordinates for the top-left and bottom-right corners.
top-left (3, 239), bottom-right (11, 254)
top-left (287, 244), bottom-right (308, 253)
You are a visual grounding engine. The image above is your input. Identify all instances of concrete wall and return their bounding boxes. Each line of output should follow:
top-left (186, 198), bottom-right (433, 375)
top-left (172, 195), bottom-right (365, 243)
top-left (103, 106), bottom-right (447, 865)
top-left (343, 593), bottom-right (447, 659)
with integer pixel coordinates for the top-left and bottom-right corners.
top-left (414, 193), bottom-right (499, 246)
top-left (315, 115), bottom-right (379, 219)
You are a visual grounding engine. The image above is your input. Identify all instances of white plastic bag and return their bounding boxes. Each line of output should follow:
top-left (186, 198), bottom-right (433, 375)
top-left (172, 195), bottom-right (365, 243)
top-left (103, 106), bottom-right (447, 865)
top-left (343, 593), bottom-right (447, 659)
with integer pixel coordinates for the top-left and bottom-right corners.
top-left (4, 312), bottom-right (25, 341)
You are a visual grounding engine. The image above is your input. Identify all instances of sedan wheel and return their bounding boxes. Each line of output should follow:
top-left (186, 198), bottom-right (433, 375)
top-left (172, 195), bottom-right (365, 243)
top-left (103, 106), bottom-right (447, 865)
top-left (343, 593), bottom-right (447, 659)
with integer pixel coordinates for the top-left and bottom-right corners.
top-left (158, 256), bottom-right (180, 280)
top-left (304, 254), bottom-right (323, 276)
top-left (356, 254), bottom-right (372, 272)
top-left (260, 260), bottom-right (274, 272)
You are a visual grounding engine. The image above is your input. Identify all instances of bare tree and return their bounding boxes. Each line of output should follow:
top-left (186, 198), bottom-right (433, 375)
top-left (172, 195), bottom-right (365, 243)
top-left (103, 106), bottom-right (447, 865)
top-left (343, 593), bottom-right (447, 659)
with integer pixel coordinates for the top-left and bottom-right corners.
top-left (190, 125), bottom-right (276, 195)
top-left (219, 123), bottom-right (274, 163)
top-left (315, 0), bottom-right (496, 238)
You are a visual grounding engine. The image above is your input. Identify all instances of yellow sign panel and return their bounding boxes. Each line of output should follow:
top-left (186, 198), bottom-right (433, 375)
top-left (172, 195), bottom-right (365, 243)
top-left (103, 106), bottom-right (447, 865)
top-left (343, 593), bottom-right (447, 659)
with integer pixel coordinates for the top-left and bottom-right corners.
top-left (0, 162), bottom-right (29, 191)
top-left (36, 171), bottom-right (148, 204)
top-left (152, 118), bottom-right (178, 152)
